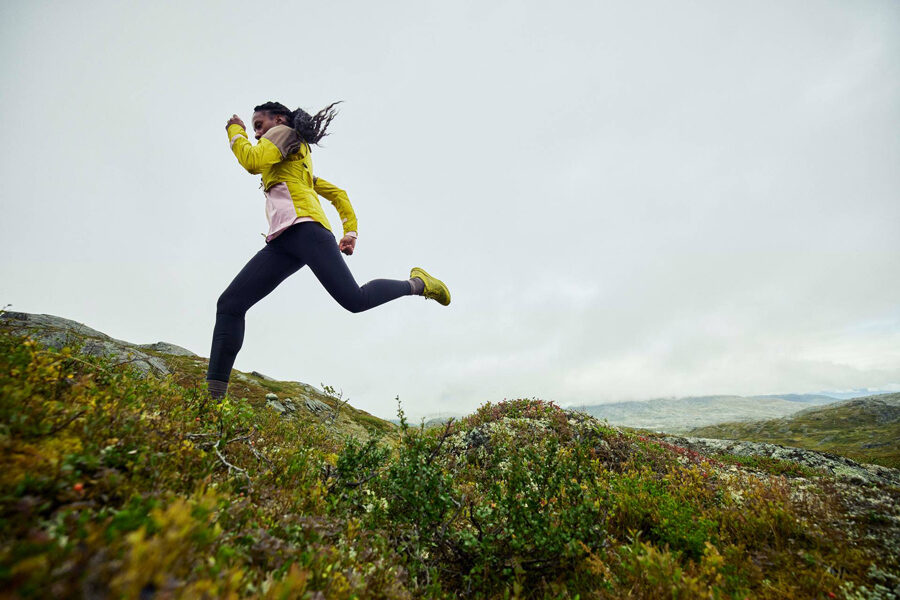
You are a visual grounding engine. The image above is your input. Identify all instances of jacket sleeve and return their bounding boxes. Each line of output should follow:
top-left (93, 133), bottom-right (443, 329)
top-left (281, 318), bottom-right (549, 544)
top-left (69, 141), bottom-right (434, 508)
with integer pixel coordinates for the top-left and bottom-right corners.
top-left (314, 176), bottom-right (358, 235)
top-left (226, 124), bottom-right (283, 174)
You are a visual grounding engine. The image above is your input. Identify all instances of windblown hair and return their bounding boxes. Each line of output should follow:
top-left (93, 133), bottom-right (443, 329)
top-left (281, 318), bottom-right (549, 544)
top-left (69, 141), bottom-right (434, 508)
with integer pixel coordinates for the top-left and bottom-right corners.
top-left (254, 101), bottom-right (342, 145)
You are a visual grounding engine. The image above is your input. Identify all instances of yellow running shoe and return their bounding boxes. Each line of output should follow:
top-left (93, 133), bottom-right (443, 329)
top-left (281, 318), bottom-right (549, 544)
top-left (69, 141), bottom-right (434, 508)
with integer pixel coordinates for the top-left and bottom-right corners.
top-left (410, 267), bottom-right (451, 306)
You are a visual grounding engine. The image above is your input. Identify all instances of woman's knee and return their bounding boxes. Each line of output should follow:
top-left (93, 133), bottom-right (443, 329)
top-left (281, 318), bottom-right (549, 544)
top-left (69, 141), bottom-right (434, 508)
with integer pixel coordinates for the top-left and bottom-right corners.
top-left (337, 295), bottom-right (366, 314)
top-left (322, 277), bottom-right (367, 313)
top-left (216, 290), bottom-right (249, 316)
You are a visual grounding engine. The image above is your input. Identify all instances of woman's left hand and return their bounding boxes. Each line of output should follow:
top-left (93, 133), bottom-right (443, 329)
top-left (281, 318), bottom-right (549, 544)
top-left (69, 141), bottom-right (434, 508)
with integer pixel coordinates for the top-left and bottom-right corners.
top-left (339, 235), bottom-right (356, 256)
top-left (226, 114), bottom-right (245, 130)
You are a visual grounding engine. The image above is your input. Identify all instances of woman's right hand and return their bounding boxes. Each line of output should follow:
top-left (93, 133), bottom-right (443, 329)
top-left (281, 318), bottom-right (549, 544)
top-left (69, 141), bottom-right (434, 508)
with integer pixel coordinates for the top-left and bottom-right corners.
top-left (338, 235), bottom-right (356, 256)
top-left (226, 114), bottom-right (245, 131)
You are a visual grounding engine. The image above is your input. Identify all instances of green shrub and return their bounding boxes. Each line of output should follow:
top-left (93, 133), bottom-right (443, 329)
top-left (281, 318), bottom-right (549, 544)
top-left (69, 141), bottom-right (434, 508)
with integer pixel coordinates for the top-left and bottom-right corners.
top-left (608, 465), bottom-right (718, 559)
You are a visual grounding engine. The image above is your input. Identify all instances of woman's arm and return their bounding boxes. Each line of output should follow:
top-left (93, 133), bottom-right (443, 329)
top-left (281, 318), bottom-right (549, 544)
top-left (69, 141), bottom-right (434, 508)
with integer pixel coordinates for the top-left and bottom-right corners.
top-left (314, 176), bottom-right (358, 255)
top-left (314, 176), bottom-right (358, 236)
top-left (226, 121), bottom-right (283, 175)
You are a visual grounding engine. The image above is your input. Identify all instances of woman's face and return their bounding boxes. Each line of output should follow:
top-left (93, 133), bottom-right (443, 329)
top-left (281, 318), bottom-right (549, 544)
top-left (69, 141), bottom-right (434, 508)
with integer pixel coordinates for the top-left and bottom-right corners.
top-left (252, 111), bottom-right (287, 140)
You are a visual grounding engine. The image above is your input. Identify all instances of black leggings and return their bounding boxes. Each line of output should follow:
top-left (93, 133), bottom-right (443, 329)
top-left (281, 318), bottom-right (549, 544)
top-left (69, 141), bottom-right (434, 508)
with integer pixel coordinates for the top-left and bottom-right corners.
top-left (206, 221), bottom-right (411, 382)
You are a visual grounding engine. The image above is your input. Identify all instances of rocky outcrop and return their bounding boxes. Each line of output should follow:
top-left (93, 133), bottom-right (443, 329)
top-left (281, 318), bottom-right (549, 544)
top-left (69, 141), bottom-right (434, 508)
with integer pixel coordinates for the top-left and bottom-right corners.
top-left (661, 435), bottom-right (900, 487)
top-left (264, 392), bottom-right (333, 420)
top-left (138, 341), bottom-right (197, 357)
top-left (0, 311), bottom-right (195, 377)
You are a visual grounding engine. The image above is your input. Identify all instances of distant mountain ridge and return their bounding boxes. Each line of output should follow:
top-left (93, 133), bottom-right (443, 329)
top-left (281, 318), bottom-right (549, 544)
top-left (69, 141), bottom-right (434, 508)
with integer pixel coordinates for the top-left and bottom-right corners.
top-left (416, 392), bottom-right (896, 432)
top-left (568, 394), bottom-right (850, 433)
top-left (749, 393), bottom-right (841, 403)
top-left (807, 388), bottom-right (900, 400)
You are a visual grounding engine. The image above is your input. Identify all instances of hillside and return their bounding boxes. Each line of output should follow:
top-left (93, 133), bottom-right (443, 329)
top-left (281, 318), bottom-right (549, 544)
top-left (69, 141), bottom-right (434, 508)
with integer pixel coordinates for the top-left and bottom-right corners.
top-left (2, 312), bottom-right (899, 598)
top-left (572, 394), bottom-right (841, 433)
top-left (0, 311), bottom-right (393, 442)
top-left (689, 393), bottom-right (900, 469)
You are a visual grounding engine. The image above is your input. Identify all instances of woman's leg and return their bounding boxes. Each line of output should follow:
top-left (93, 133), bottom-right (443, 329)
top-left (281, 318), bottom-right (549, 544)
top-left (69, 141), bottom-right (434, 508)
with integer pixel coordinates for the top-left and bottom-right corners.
top-left (286, 222), bottom-right (412, 313)
top-left (207, 243), bottom-right (304, 384)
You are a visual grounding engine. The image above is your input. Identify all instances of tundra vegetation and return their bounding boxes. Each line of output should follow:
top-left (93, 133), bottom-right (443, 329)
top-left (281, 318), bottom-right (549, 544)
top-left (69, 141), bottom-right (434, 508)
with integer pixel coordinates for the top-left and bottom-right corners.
top-left (1, 330), bottom-right (898, 599)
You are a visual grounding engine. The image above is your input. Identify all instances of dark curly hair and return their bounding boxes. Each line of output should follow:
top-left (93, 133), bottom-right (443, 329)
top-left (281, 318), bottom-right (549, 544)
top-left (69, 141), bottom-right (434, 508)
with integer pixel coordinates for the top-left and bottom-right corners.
top-left (253, 101), bottom-right (342, 145)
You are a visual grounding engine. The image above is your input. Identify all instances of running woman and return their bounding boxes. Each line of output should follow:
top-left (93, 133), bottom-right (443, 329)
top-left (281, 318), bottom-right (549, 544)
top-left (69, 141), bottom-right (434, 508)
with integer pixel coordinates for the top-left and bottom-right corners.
top-left (206, 101), bottom-right (450, 399)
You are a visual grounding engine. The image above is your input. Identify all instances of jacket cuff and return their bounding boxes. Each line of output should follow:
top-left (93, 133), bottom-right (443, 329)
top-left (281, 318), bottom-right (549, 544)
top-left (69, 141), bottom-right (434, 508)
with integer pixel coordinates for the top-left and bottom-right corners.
top-left (341, 218), bottom-right (359, 236)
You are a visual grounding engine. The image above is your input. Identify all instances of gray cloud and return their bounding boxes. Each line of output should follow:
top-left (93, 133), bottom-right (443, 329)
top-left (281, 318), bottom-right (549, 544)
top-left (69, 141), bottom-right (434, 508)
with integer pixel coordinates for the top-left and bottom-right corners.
top-left (1, 0), bottom-right (898, 420)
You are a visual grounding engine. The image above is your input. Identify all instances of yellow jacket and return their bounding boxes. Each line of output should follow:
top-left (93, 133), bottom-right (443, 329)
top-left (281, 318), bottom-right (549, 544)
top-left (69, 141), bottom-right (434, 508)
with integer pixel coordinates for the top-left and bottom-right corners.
top-left (226, 123), bottom-right (358, 240)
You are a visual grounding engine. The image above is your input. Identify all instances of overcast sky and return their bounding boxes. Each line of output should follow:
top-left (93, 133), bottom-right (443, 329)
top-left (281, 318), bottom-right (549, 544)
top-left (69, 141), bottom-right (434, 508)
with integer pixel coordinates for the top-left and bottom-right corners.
top-left (2, 0), bottom-right (898, 420)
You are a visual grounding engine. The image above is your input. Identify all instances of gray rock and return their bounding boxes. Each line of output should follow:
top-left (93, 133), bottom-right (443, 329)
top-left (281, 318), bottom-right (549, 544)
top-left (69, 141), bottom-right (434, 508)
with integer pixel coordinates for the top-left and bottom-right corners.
top-left (267, 397), bottom-right (303, 418)
top-left (267, 399), bottom-right (287, 414)
top-left (252, 371), bottom-right (276, 381)
top-left (137, 342), bottom-right (197, 357)
top-left (0, 311), bottom-right (189, 377)
top-left (80, 339), bottom-right (171, 377)
top-left (0, 319), bottom-right (171, 378)
top-left (304, 398), bottom-right (332, 416)
top-left (464, 426), bottom-right (491, 450)
top-left (1, 312), bottom-right (116, 341)
top-left (661, 435), bottom-right (900, 487)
